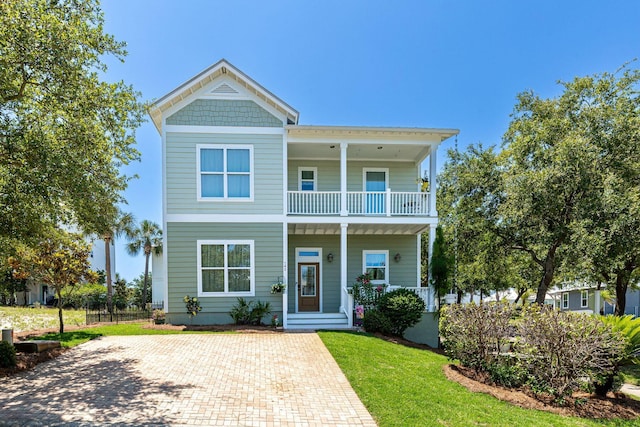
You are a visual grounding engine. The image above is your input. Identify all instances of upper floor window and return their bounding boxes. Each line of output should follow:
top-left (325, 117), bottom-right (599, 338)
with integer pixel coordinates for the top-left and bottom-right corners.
top-left (581, 290), bottom-right (588, 308)
top-left (363, 250), bottom-right (388, 284)
top-left (562, 292), bottom-right (569, 309)
top-left (198, 240), bottom-right (254, 296)
top-left (197, 144), bottom-right (253, 200)
top-left (298, 167), bottom-right (317, 191)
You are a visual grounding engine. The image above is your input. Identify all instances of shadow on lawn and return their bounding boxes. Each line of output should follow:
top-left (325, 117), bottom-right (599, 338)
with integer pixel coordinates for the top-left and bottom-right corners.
top-left (0, 345), bottom-right (193, 425)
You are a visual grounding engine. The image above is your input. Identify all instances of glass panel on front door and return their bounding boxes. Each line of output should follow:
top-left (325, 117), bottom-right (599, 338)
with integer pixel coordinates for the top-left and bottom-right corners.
top-left (298, 262), bottom-right (320, 312)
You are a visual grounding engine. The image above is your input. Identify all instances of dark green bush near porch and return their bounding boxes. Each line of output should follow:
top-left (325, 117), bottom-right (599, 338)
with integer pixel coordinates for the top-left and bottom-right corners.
top-left (362, 309), bottom-right (392, 335)
top-left (375, 288), bottom-right (425, 337)
top-left (0, 341), bottom-right (16, 368)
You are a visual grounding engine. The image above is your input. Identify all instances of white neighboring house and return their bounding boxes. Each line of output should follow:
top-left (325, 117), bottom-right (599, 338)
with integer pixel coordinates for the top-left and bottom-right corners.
top-left (14, 235), bottom-right (115, 306)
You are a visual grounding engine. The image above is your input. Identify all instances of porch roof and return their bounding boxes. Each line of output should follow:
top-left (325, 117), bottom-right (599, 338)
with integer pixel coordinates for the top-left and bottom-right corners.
top-left (286, 125), bottom-right (458, 163)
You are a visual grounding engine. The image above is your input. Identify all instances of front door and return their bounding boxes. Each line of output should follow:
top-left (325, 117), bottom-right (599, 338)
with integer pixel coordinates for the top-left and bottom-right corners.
top-left (365, 170), bottom-right (387, 214)
top-left (298, 263), bottom-right (320, 312)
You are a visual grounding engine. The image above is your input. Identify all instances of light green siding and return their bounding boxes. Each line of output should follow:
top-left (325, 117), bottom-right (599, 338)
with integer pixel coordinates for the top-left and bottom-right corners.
top-left (288, 160), bottom-right (419, 192)
top-left (166, 132), bottom-right (283, 214)
top-left (166, 99), bottom-right (283, 127)
top-left (286, 234), bottom-right (418, 313)
top-left (166, 222), bottom-right (283, 325)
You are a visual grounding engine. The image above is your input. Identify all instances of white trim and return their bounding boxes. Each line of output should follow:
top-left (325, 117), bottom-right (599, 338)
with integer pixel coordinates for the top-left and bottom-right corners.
top-left (362, 167), bottom-right (390, 191)
top-left (167, 214), bottom-right (285, 223)
top-left (362, 250), bottom-right (389, 285)
top-left (562, 292), bottom-right (569, 309)
top-left (162, 117), bottom-right (169, 313)
top-left (197, 240), bottom-right (255, 297)
top-left (196, 144), bottom-right (254, 202)
top-left (295, 248), bottom-right (323, 313)
top-left (282, 222), bottom-right (288, 328)
top-left (581, 290), bottom-right (589, 308)
top-left (166, 125), bottom-right (285, 135)
top-left (416, 234), bottom-right (421, 287)
top-left (298, 167), bottom-right (318, 191)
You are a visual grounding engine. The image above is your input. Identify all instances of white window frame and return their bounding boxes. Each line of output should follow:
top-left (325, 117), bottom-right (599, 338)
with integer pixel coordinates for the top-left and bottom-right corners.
top-left (197, 240), bottom-right (255, 297)
top-left (196, 144), bottom-right (254, 202)
top-left (581, 290), bottom-right (588, 308)
top-left (298, 167), bottom-right (318, 191)
top-left (362, 250), bottom-right (389, 285)
top-left (562, 292), bottom-right (569, 309)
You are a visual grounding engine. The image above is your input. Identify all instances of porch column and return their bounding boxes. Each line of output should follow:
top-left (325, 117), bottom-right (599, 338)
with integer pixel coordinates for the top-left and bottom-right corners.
top-left (340, 223), bottom-right (349, 313)
top-left (429, 147), bottom-right (437, 216)
top-left (340, 143), bottom-right (348, 216)
top-left (594, 289), bottom-right (601, 315)
top-left (427, 224), bottom-right (437, 312)
top-left (282, 222), bottom-right (288, 328)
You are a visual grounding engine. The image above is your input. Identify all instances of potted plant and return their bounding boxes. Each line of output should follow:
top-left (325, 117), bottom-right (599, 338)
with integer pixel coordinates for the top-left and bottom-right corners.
top-left (271, 282), bottom-right (286, 294)
top-left (152, 309), bottom-right (166, 324)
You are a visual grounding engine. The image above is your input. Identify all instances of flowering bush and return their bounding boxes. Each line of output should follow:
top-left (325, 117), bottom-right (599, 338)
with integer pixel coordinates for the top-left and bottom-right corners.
top-left (152, 309), bottom-right (165, 321)
top-left (349, 273), bottom-right (386, 310)
top-left (183, 295), bottom-right (202, 318)
top-left (271, 314), bottom-right (280, 327)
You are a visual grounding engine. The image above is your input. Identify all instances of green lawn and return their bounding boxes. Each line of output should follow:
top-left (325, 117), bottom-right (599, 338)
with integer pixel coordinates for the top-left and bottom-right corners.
top-left (0, 306), bottom-right (86, 332)
top-left (318, 331), bottom-right (637, 427)
top-left (621, 365), bottom-right (640, 386)
top-left (36, 323), bottom-right (224, 347)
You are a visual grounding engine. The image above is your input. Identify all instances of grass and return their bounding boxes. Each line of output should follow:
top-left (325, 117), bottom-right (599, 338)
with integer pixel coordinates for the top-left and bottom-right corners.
top-left (36, 323), bottom-right (223, 348)
top-left (0, 306), bottom-right (85, 332)
top-left (621, 365), bottom-right (640, 386)
top-left (318, 331), bottom-right (638, 427)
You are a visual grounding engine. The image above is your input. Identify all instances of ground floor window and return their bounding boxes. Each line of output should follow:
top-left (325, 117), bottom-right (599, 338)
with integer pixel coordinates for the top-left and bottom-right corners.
top-left (363, 250), bottom-right (388, 284)
top-left (581, 290), bottom-right (588, 308)
top-left (562, 292), bottom-right (569, 309)
top-left (198, 240), bottom-right (254, 296)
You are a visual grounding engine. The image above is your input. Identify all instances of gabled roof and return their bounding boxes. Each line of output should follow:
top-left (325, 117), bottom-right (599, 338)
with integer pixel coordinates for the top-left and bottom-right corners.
top-left (149, 59), bottom-right (299, 133)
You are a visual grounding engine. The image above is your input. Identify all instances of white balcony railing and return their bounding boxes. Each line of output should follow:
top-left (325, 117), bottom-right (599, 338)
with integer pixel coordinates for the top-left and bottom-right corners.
top-left (287, 190), bottom-right (431, 216)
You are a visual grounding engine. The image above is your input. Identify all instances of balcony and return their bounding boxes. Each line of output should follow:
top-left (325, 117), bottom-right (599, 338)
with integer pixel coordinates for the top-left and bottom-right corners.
top-left (287, 190), bottom-right (432, 216)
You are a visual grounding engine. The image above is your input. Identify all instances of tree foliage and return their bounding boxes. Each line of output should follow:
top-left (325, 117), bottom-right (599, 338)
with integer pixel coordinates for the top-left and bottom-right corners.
top-left (438, 66), bottom-right (640, 307)
top-left (12, 230), bottom-right (96, 333)
top-left (429, 225), bottom-right (452, 302)
top-left (126, 220), bottom-right (162, 307)
top-left (0, 0), bottom-right (145, 252)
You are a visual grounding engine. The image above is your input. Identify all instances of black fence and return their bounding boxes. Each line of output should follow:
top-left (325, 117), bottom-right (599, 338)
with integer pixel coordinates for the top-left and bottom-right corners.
top-left (86, 301), bottom-right (164, 324)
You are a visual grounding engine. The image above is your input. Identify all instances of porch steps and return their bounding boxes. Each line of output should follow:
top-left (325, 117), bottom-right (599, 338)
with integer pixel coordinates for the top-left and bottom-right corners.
top-left (286, 312), bottom-right (351, 330)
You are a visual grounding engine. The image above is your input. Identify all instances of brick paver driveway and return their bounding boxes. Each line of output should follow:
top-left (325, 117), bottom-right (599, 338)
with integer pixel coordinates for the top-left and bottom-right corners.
top-left (0, 333), bottom-right (376, 426)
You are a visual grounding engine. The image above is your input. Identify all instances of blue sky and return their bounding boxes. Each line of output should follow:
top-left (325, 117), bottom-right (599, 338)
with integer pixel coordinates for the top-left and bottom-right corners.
top-left (99, 0), bottom-right (640, 282)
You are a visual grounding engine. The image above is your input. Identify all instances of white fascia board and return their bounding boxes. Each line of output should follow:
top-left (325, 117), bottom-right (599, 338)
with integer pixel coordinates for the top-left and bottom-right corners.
top-left (165, 125), bottom-right (285, 135)
top-left (285, 216), bottom-right (438, 225)
top-left (166, 214), bottom-right (285, 223)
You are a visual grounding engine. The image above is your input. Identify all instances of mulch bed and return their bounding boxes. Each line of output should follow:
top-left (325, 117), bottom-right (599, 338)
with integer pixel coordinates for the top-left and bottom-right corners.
top-left (444, 364), bottom-right (640, 420)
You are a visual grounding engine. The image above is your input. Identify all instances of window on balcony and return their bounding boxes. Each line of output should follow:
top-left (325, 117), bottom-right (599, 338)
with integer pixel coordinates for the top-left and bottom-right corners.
top-left (298, 167), bottom-right (317, 191)
top-left (363, 250), bottom-right (388, 284)
top-left (197, 144), bottom-right (253, 200)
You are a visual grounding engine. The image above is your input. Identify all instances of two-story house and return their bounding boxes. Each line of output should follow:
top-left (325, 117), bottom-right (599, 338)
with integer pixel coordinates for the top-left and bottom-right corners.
top-left (149, 59), bottom-right (457, 342)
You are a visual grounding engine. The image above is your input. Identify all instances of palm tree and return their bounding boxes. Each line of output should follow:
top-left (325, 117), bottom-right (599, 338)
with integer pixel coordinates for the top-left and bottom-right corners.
top-left (100, 211), bottom-right (135, 313)
top-left (126, 220), bottom-right (162, 307)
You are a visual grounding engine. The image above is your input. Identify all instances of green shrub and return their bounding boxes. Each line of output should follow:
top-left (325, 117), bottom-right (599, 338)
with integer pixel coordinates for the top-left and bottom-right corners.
top-left (376, 288), bottom-right (425, 337)
top-left (0, 341), bottom-right (17, 368)
top-left (61, 283), bottom-right (106, 309)
top-left (229, 298), bottom-right (271, 325)
top-left (362, 309), bottom-right (392, 335)
top-left (486, 359), bottom-right (527, 388)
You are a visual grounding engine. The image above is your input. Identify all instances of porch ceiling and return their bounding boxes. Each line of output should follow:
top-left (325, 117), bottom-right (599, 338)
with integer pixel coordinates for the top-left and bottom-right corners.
top-left (287, 223), bottom-right (428, 235)
top-left (287, 142), bottom-right (429, 163)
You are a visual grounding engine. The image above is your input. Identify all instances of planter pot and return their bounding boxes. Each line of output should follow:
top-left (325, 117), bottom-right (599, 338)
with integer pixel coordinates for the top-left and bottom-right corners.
top-left (444, 294), bottom-right (457, 304)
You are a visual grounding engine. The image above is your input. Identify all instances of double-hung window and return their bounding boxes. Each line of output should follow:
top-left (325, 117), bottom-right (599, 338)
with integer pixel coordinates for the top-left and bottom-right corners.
top-left (198, 144), bottom-right (253, 200)
top-left (198, 240), bottom-right (254, 296)
top-left (581, 290), bottom-right (588, 308)
top-left (562, 292), bottom-right (569, 309)
top-left (298, 167), bottom-right (317, 191)
top-left (363, 250), bottom-right (389, 284)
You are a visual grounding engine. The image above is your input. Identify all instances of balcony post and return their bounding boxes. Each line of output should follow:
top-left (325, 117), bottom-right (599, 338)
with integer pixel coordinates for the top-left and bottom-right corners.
top-left (429, 147), bottom-right (437, 216)
top-left (427, 224), bottom-right (437, 312)
top-left (340, 223), bottom-right (348, 310)
top-left (340, 143), bottom-right (348, 216)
